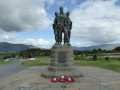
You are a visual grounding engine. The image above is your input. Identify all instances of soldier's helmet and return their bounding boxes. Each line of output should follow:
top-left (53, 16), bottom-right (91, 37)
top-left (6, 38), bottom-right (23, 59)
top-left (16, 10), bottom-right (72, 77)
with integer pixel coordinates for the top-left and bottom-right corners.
top-left (55, 12), bottom-right (58, 16)
top-left (60, 6), bottom-right (63, 12)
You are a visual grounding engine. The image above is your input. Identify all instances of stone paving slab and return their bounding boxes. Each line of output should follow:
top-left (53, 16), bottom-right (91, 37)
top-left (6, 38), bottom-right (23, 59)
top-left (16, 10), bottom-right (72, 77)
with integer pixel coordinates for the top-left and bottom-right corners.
top-left (44, 88), bottom-right (63, 90)
top-left (0, 66), bottom-right (120, 90)
top-left (79, 87), bottom-right (100, 90)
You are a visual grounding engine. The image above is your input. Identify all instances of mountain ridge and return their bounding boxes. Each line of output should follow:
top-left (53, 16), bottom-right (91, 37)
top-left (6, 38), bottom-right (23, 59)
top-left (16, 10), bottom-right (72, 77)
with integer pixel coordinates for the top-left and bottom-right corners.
top-left (0, 42), bottom-right (120, 52)
top-left (0, 42), bottom-right (39, 53)
top-left (73, 43), bottom-right (120, 50)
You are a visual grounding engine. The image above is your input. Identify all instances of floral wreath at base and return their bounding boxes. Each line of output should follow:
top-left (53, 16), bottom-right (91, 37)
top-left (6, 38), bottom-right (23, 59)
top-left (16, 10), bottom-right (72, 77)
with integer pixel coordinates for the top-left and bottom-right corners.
top-left (51, 77), bottom-right (74, 83)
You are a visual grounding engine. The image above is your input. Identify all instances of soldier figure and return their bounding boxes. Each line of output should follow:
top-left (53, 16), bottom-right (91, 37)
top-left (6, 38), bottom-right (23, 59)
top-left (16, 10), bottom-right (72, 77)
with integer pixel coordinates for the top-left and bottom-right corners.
top-left (58, 6), bottom-right (65, 44)
top-left (53, 6), bottom-right (72, 46)
top-left (53, 12), bottom-right (59, 45)
top-left (66, 11), bottom-right (72, 45)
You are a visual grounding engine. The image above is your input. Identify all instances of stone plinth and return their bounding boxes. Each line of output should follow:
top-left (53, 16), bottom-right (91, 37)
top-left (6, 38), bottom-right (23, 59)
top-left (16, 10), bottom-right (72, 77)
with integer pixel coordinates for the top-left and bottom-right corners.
top-left (41, 45), bottom-right (83, 78)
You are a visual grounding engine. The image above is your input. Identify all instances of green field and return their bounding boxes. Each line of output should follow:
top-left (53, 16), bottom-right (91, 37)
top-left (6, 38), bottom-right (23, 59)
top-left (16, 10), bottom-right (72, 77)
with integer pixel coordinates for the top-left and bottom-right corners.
top-left (21, 58), bottom-right (120, 73)
top-left (0, 61), bottom-right (12, 65)
top-left (75, 61), bottom-right (120, 72)
top-left (35, 56), bottom-right (50, 59)
top-left (21, 60), bottom-right (50, 66)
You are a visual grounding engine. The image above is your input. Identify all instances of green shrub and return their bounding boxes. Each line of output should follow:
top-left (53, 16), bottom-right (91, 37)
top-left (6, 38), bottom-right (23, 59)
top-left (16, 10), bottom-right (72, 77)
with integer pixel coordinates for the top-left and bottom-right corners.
top-left (74, 55), bottom-right (85, 61)
top-left (93, 54), bottom-right (97, 61)
top-left (105, 57), bottom-right (110, 61)
top-left (81, 54), bottom-right (83, 57)
top-left (118, 58), bottom-right (120, 61)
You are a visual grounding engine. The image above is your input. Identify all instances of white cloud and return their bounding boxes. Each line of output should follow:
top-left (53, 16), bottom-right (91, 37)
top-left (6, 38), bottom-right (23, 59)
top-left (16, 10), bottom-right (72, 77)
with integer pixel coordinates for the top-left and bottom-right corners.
top-left (1, 0), bottom-right (120, 48)
top-left (64, 7), bottom-right (68, 13)
top-left (0, 29), bottom-right (100, 48)
top-left (70, 0), bottom-right (120, 44)
top-left (72, 42), bottom-right (81, 47)
top-left (71, 41), bottom-right (96, 47)
top-left (0, 30), bottom-right (55, 48)
top-left (0, 0), bottom-right (52, 32)
top-left (46, 0), bottom-right (54, 5)
top-left (0, 30), bottom-right (15, 41)
top-left (13, 38), bottom-right (55, 49)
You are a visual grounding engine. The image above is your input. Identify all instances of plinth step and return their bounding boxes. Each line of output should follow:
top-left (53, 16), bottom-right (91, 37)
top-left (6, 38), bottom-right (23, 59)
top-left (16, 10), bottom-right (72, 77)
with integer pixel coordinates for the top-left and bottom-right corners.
top-left (41, 67), bottom-right (83, 78)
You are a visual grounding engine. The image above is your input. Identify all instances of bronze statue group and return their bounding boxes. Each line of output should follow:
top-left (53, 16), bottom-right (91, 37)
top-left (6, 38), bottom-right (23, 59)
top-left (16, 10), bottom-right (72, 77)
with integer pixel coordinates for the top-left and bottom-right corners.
top-left (53, 6), bottom-right (72, 46)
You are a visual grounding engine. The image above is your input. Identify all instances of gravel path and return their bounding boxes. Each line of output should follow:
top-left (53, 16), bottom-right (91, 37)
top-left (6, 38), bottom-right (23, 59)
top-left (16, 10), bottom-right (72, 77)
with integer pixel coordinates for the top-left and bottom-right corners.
top-left (0, 66), bottom-right (120, 90)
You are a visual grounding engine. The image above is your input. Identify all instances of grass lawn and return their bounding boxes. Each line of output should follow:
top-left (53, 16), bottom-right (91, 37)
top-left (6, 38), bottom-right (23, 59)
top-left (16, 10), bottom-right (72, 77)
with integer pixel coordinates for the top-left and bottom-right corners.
top-left (21, 59), bottom-right (120, 73)
top-left (21, 60), bottom-right (50, 66)
top-left (75, 60), bottom-right (120, 73)
top-left (35, 56), bottom-right (50, 59)
top-left (0, 61), bottom-right (12, 65)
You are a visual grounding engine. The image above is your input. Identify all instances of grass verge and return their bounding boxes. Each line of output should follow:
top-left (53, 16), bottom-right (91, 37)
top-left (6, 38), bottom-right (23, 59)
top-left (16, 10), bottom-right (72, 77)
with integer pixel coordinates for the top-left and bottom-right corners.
top-left (35, 56), bottom-right (50, 59)
top-left (75, 60), bottom-right (120, 73)
top-left (0, 61), bottom-right (12, 65)
top-left (21, 60), bottom-right (120, 73)
top-left (21, 60), bottom-right (49, 66)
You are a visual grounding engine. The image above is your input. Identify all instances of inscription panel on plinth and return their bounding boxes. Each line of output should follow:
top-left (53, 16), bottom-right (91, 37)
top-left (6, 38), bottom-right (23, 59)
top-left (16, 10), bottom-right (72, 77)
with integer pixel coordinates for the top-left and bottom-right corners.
top-left (58, 51), bottom-right (66, 63)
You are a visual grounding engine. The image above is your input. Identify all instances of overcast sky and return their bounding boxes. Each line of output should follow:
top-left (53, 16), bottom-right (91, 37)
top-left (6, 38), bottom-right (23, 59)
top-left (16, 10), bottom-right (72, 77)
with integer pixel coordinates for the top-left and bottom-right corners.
top-left (0, 0), bottom-right (120, 48)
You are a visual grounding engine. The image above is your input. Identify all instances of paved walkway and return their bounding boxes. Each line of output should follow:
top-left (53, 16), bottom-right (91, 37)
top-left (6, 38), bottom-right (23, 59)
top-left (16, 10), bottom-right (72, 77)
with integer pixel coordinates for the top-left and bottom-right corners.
top-left (0, 62), bottom-right (29, 78)
top-left (0, 66), bottom-right (120, 90)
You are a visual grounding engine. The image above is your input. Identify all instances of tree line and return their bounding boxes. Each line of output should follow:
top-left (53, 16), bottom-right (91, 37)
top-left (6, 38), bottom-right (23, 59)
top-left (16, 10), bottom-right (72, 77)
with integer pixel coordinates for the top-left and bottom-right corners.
top-left (74, 48), bottom-right (120, 56)
top-left (0, 46), bottom-right (120, 62)
top-left (19, 48), bottom-right (50, 58)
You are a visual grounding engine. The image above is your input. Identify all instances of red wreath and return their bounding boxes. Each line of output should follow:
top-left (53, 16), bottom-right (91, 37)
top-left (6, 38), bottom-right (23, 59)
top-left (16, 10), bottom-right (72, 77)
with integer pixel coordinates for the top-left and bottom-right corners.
top-left (67, 78), bottom-right (74, 82)
top-left (59, 78), bottom-right (67, 82)
top-left (51, 78), bottom-right (59, 82)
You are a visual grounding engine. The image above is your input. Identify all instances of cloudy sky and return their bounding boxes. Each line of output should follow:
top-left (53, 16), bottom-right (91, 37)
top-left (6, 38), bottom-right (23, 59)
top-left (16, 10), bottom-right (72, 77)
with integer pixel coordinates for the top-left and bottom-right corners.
top-left (0, 0), bottom-right (120, 48)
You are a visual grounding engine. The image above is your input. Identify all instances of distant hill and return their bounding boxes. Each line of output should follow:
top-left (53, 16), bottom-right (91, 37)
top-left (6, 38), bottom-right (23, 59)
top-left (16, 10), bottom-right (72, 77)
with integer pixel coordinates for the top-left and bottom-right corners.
top-left (113, 46), bottom-right (120, 51)
top-left (0, 42), bottom-right (39, 53)
top-left (0, 42), bottom-right (120, 52)
top-left (73, 43), bottom-right (120, 51)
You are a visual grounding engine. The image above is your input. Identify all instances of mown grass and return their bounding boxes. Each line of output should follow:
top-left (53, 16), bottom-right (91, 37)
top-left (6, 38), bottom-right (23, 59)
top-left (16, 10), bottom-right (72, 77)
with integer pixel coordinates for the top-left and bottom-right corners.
top-left (21, 57), bottom-right (120, 73)
top-left (75, 60), bottom-right (120, 72)
top-left (0, 61), bottom-right (12, 65)
top-left (35, 56), bottom-right (50, 59)
top-left (21, 60), bottom-right (50, 66)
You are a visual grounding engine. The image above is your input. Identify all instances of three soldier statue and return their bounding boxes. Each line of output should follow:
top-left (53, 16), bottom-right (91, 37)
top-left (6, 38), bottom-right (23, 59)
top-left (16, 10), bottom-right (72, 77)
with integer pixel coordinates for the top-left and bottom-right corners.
top-left (53, 6), bottom-right (72, 46)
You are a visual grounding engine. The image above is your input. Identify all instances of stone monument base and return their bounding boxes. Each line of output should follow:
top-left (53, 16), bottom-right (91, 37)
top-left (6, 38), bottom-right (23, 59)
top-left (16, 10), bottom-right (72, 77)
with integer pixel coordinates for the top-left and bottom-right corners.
top-left (41, 45), bottom-right (83, 78)
top-left (41, 67), bottom-right (83, 78)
